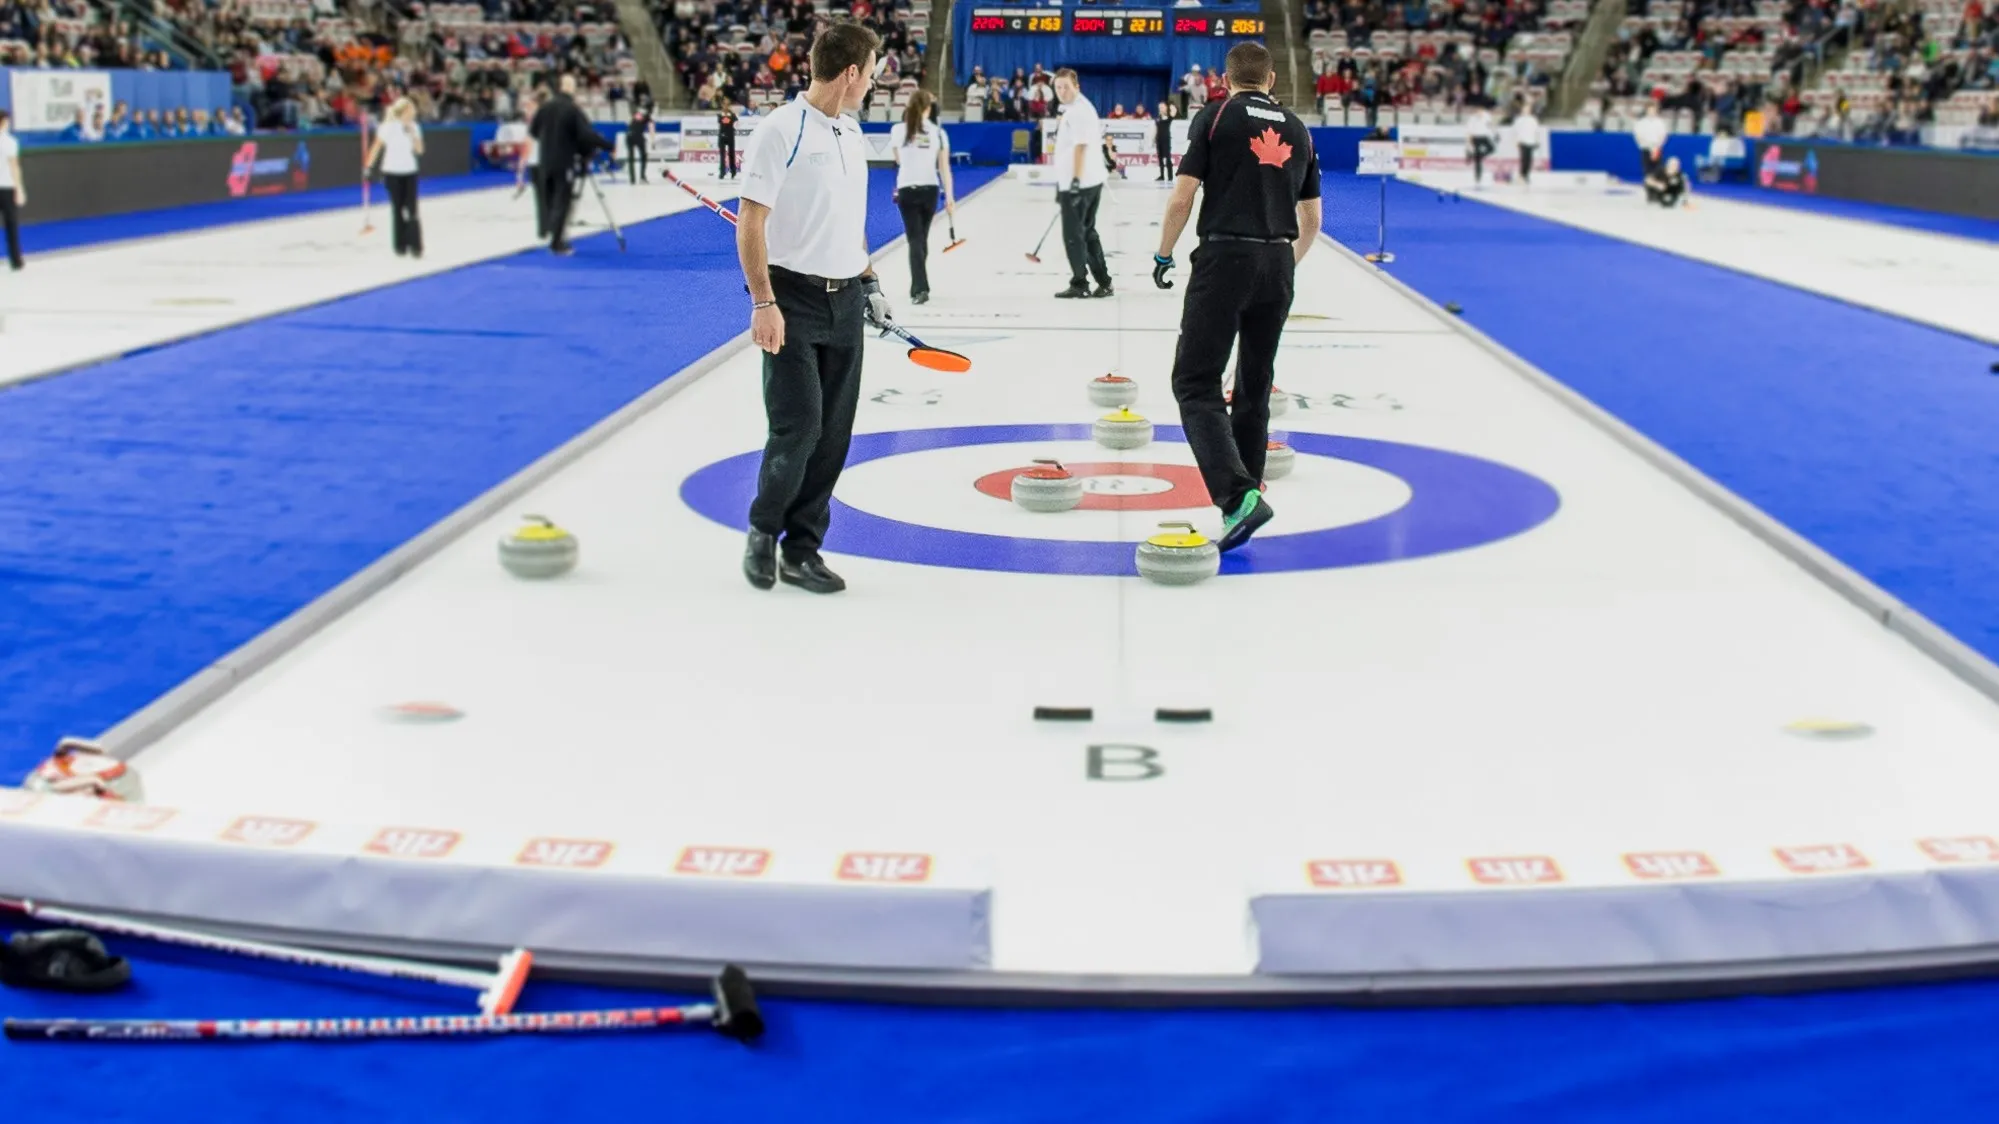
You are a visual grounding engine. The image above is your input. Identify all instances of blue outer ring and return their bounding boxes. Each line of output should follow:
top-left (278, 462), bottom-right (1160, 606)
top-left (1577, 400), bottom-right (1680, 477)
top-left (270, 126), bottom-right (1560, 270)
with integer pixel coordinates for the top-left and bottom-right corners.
top-left (679, 424), bottom-right (1561, 576)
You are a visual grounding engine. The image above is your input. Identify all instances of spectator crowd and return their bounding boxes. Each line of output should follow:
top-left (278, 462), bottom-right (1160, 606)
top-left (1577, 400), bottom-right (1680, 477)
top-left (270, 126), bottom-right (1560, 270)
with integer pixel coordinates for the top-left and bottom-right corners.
top-left (660, 0), bottom-right (927, 113)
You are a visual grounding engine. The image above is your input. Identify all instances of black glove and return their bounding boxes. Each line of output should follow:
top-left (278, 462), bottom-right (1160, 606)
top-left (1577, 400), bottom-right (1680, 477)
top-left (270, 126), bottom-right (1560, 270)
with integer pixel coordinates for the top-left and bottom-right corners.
top-left (1152, 253), bottom-right (1175, 290)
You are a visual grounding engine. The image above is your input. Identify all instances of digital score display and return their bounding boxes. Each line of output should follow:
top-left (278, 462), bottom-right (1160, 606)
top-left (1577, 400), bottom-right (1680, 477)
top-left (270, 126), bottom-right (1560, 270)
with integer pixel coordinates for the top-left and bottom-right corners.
top-left (1172, 14), bottom-right (1267, 36)
top-left (969, 7), bottom-right (1064, 32)
top-left (1070, 9), bottom-right (1166, 34)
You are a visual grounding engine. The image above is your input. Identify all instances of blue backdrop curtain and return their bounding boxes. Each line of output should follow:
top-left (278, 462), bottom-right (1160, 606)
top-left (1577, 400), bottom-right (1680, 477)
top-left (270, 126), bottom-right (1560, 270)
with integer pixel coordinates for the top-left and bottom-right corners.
top-left (1072, 68), bottom-right (1168, 115)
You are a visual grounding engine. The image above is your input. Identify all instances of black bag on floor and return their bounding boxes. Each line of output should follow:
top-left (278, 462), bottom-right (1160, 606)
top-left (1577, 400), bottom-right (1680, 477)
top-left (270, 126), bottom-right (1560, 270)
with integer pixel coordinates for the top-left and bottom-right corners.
top-left (0, 929), bottom-right (132, 993)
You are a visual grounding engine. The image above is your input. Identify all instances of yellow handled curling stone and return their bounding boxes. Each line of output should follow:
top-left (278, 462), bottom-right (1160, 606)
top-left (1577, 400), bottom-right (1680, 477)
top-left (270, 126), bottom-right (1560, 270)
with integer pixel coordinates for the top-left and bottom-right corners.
top-left (1093, 407), bottom-right (1153, 451)
top-left (1135, 522), bottom-right (1220, 586)
top-left (499, 515), bottom-right (579, 579)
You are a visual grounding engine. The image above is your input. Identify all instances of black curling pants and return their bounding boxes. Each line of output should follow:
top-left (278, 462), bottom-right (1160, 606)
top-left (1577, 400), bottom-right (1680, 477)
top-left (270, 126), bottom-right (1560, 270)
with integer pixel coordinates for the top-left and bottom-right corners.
top-left (749, 268), bottom-right (867, 560)
top-left (896, 185), bottom-right (938, 297)
top-left (1169, 241), bottom-right (1296, 514)
top-left (1058, 184), bottom-right (1110, 289)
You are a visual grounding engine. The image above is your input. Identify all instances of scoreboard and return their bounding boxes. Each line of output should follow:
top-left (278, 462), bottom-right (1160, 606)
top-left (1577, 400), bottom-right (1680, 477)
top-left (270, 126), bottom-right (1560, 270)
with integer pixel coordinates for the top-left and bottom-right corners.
top-left (968, 7), bottom-right (1262, 36)
top-left (1171, 13), bottom-right (1267, 35)
top-left (1069, 9), bottom-right (1166, 34)
top-left (968, 7), bottom-right (1063, 32)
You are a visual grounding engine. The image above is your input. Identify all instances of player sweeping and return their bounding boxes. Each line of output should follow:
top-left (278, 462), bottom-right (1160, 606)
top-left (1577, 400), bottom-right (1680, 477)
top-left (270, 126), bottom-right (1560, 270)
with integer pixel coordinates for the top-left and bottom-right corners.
top-left (1151, 42), bottom-right (1322, 552)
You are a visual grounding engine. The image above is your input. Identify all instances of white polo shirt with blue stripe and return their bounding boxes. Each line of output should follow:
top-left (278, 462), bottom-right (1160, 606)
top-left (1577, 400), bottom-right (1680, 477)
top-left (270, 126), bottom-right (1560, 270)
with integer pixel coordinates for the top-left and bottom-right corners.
top-left (739, 94), bottom-right (871, 280)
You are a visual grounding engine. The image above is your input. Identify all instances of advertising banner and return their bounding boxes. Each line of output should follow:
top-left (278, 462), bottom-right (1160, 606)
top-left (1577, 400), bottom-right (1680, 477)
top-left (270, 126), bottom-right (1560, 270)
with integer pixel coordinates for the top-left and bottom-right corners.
top-left (1754, 140), bottom-right (1999, 220)
top-left (679, 114), bottom-right (764, 163)
top-left (1038, 116), bottom-right (1186, 167)
top-left (1395, 122), bottom-right (1550, 181)
top-left (17, 128), bottom-right (471, 225)
top-left (7, 69), bottom-right (112, 132)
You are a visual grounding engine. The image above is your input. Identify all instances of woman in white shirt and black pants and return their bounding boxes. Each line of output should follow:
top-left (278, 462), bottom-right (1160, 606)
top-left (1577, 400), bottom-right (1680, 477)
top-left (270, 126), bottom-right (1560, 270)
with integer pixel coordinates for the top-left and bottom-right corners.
top-left (889, 89), bottom-right (954, 305)
top-left (0, 109), bottom-right (23, 272)
top-left (367, 97), bottom-right (425, 258)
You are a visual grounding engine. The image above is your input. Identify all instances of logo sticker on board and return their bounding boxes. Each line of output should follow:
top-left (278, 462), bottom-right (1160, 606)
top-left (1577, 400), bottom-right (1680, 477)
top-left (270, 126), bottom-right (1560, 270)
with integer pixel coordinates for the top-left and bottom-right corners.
top-left (220, 816), bottom-right (316, 847)
top-left (1468, 855), bottom-right (1562, 885)
top-left (675, 846), bottom-right (771, 878)
top-left (1623, 851), bottom-right (1720, 879)
top-left (1774, 844), bottom-right (1868, 874)
top-left (364, 827), bottom-right (462, 859)
top-left (836, 852), bottom-right (933, 883)
top-left (1307, 859), bottom-right (1403, 888)
top-left (517, 838), bottom-right (616, 869)
top-left (1918, 837), bottom-right (1999, 864)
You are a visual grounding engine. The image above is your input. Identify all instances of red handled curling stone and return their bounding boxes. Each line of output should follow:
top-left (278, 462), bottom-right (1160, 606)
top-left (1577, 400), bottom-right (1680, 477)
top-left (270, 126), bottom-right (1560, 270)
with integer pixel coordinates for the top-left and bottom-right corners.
top-left (1012, 459), bottom-right (1085, 513)
top-left (1264, 441), bottom-right (1296, 480)
top-left (1088, 374), bottom-right (1140, 408)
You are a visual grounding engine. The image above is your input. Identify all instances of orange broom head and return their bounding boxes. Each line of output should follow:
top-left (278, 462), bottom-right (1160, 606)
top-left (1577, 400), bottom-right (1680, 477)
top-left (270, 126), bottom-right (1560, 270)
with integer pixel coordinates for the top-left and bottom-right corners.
top-left (909, 347), bottom-right (972, 373)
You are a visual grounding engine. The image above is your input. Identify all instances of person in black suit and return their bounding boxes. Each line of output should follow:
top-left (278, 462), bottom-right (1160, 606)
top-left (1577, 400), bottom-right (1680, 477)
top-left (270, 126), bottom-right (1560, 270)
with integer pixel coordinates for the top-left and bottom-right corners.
top-left (1153, 101), bottom-right (1174, 181)
top-left (717, 104), bottom-right (740, 179)
top-left (628, 103), bottom-right (652, 183)
top-left (529, 74), bottom-right (613, 256)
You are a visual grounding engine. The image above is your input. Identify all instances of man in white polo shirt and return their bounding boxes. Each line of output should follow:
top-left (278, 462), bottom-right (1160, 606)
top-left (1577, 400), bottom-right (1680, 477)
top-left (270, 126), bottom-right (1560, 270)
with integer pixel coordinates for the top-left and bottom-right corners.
top-left (736, 20), bottom-right (889, 595)
top-left (1632, 100), bottom-right (1668, 181)
top-left (1051, 68), bottom-right (1112, 299)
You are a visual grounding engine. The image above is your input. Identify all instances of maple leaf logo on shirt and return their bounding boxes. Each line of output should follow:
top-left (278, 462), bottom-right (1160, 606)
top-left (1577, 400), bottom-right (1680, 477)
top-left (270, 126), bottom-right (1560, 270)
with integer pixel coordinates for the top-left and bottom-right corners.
top-left (1249, 127), bottom-right (1292, 168)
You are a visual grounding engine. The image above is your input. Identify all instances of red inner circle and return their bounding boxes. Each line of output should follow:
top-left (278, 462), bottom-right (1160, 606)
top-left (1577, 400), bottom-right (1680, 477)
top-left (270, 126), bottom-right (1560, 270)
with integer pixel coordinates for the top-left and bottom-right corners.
top-left (974, 462), bottom-right (1213, 511)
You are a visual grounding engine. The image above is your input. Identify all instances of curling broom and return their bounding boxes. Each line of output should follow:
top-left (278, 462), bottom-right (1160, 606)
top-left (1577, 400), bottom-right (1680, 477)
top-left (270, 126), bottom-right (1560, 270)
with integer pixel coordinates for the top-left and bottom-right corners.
top-left (661, 168), bottom-right (971, 373)
top-left (0, 897), bottom-right (531, 1016)
top-left (5, 966), bottom-right (764, 1044)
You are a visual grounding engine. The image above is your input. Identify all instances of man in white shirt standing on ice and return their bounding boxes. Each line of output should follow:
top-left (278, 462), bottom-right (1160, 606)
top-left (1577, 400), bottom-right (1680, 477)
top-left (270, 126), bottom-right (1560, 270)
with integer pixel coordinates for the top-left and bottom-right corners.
top-left (1051, 69), bottom-right (1113, 299)
top-left (1512, 97), bottom-right (1543, 187)
top-left (735, 20), bottom-right (892, 596)
top-left (1632, 100), bottom-right (1668, 181)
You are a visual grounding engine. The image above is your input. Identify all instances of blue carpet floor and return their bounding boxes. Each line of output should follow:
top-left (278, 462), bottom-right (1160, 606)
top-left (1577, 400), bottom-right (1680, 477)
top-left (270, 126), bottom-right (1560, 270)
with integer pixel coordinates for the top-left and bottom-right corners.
top-left (1321, 173), bottom-right (1999, 660)
top-left (7, 166), bottom-right (1999, 1120)
top-left (18, 170), bottom-right (515, 255)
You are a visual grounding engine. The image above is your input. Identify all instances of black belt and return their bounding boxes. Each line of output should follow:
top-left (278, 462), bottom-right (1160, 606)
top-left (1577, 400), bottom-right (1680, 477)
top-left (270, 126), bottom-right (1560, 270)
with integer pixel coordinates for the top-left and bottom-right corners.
top-left (1204, 234), bottom-right (1293, 245)
top-left (771, 265), bottom-right (863, 291)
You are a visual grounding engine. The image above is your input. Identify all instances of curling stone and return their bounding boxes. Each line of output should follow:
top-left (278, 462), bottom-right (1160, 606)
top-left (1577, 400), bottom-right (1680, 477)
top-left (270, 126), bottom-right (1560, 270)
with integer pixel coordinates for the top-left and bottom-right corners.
top-left (1011, 459), bottom-right (1085, 513)
top-left (1264, 441), bottom-right (1296, 480)
top-left (1135, 522), bottom-right (1220, 586)
top-left (25, 737), bottom-right (143, 802)
top-left (1088, 374), bottom-right (1140, 408)
top-left (499, 515), bottom-right (578, 579)
top-left (1093, 407), bottom-right (1153, 450)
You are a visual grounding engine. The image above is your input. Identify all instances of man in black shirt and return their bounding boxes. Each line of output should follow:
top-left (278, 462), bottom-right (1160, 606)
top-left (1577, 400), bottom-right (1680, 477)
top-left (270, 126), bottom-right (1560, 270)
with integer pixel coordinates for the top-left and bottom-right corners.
top-left (529, 74), bottom-right (613, 256)
top-left (717, 104), bottom-right (739, 179)
top-left (1151, 41), bottom-right (1323, 552)
top-left (1645, 154), bottom-right (1690, 208)
top-left (1153, 102), bottom-right (1174, 181)
top-left (627, 102), bottom-right (652, 183)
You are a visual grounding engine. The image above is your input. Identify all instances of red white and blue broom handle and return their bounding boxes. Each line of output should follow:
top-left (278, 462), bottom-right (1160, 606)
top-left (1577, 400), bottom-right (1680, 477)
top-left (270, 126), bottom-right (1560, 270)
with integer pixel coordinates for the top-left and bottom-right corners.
top-left (660, 168), bottom-right (740, 225)
top-left (5, 1003), bottom-right (717, 1043)
top-left (0, 897), bottom-right (531, 1015)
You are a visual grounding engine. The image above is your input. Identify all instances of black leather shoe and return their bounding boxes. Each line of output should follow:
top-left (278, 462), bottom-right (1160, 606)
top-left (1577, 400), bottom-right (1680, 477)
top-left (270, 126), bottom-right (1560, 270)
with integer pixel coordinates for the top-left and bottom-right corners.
top-left (743, 531), bottom-right (777, 590)
top-left (1055, 283), bottom-right (1091, 299)
top-left (779, 554), bottom-right (846, 594)
top-left (1090, 283), bottom-right (1115, 298)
